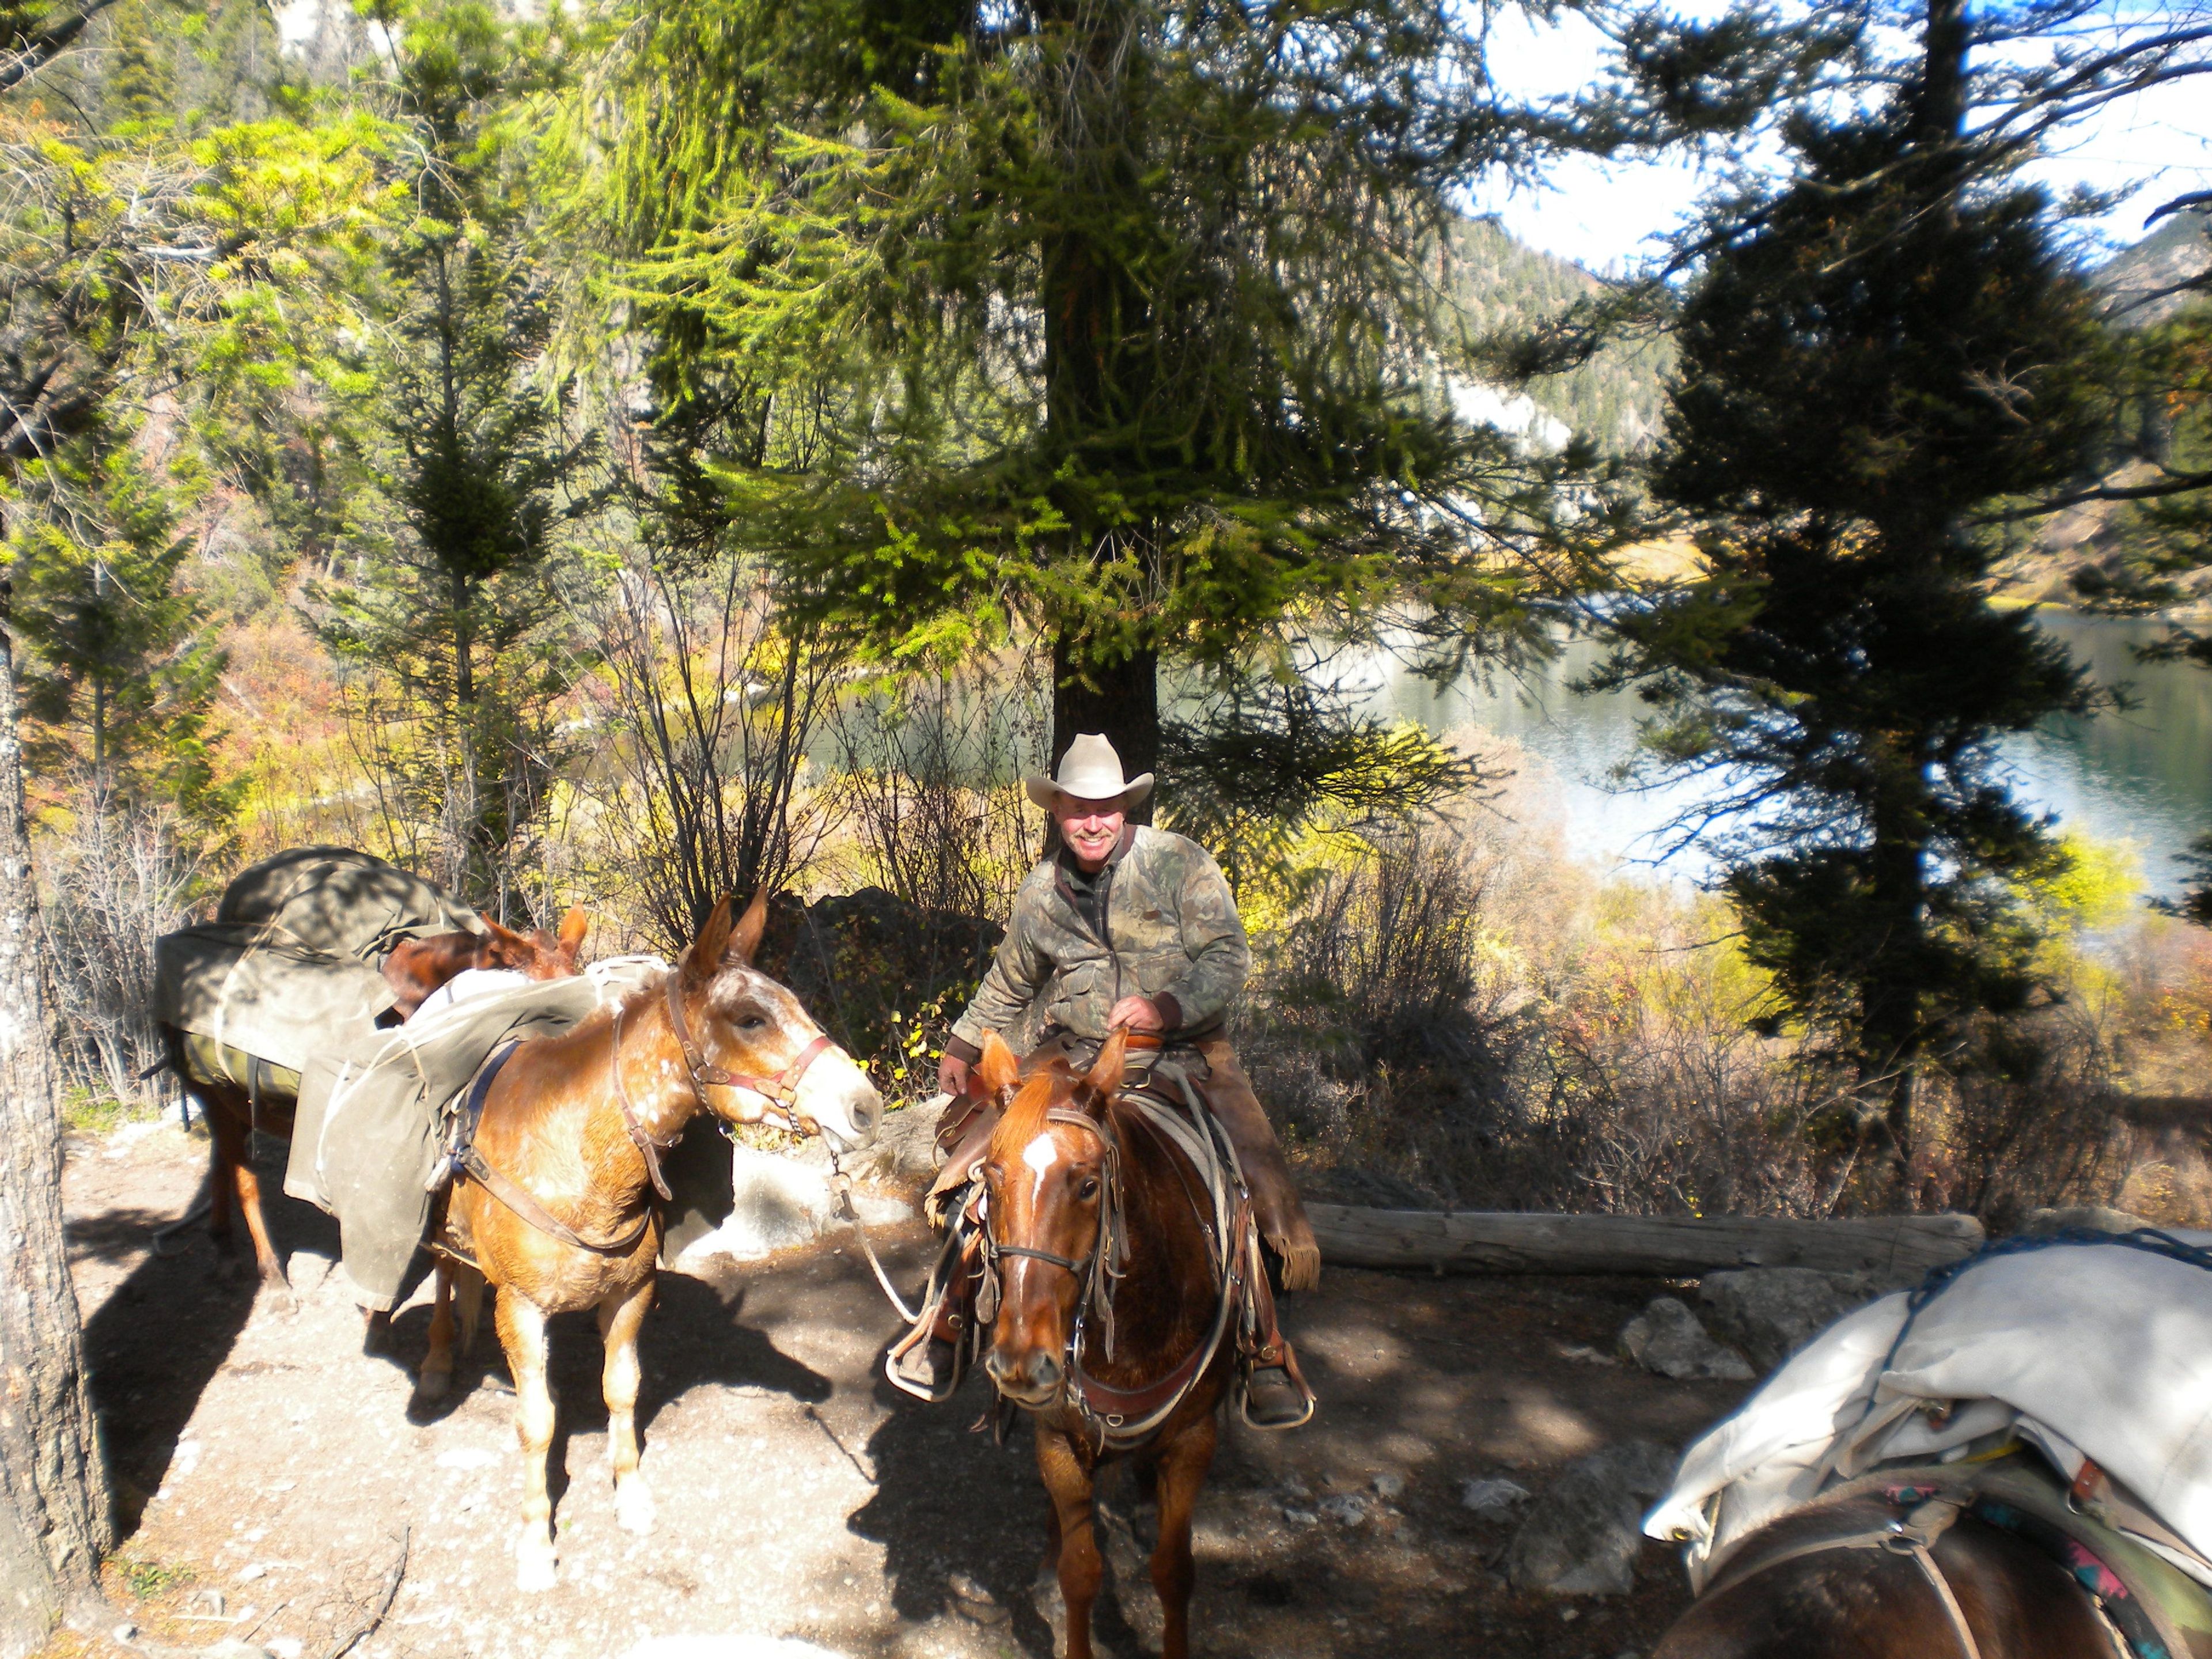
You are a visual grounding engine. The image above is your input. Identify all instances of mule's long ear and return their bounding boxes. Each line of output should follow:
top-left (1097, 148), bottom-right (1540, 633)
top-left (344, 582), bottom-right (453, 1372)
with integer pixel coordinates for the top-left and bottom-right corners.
top-left (978, 1031), bottom-right (1021, 1099)
top-left (480, 915), bottom-right (528, 955)
top-left (731, 888), bottom-right (770, 967)
top-left (1079, 1028), bottom-right (1128, 1115)
top-left (682, 895), bottom-right (734, 984)
top-left (557, 907), bottom-right (589, 960)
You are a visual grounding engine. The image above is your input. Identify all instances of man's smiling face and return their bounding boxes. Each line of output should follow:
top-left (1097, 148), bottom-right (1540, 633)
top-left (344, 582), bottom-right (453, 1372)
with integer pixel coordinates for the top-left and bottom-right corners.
top-left (1052, 794), bottom-right (1124, 872)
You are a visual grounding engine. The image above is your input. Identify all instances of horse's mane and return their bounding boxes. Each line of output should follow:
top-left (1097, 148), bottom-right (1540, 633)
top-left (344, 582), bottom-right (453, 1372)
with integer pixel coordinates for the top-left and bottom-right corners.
top-left (988, 1071), bottom-right (1063, 1160)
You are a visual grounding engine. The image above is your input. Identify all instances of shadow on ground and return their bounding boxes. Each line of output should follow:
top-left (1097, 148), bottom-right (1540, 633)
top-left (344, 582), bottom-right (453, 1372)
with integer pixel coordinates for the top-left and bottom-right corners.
top-left (81, 1142), bottom-right (340, 1536)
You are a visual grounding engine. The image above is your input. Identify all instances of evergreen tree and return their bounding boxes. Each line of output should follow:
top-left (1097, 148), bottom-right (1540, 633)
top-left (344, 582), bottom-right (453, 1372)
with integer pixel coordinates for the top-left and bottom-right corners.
top-left (319, 0), bottom-right (594, 908)
top-left (587, 0), bottom-right (1628, 796)
top-left (1593, 0), bottom-right (2120, 1175)
top-left (9, 438), bottom-right (228, 819)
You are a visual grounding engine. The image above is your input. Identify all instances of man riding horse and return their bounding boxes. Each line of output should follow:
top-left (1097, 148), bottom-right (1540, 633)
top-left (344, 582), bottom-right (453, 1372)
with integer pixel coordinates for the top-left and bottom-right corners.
top-left (894, 733), bottom-right (1320, 1427)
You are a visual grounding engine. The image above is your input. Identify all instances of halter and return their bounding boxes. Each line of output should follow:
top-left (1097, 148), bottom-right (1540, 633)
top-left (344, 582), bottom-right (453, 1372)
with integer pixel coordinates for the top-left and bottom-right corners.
top-left (602, 970), bottom-right (843, 1201)
top-left (663, 969), bottom-right (838, 1128)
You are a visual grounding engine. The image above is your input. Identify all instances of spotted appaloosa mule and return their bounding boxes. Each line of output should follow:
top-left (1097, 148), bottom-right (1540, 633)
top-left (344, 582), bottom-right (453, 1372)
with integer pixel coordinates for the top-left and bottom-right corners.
top-left (1652, 1490), bottom-right (2142, 1659)
top-left (416, 892), bottom-right (882, 1593)
top-left (974, 1028), bottom-right (1249, 1659)
top-left (166, 908), bottom-right (590, 1296)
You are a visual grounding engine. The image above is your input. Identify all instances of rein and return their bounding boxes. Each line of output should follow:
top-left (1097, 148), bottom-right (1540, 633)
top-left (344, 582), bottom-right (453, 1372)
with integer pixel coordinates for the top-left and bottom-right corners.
top-left (981, 1091), bottom-right (1247, 1449)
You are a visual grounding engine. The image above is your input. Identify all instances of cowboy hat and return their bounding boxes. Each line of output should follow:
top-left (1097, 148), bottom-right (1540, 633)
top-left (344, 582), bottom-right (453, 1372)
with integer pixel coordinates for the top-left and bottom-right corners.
top-left (1024, 733), bottom-right (1155, 811)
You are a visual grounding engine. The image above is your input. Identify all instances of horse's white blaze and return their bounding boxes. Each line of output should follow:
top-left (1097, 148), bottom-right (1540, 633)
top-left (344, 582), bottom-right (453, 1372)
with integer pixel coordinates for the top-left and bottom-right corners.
top-left (1022, 1132), bottom-right (1059, 1203)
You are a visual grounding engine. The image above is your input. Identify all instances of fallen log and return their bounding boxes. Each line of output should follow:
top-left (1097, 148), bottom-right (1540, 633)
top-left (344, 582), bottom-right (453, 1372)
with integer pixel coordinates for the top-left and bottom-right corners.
top-left (1306, 1205), bottom-right (1984, 1279)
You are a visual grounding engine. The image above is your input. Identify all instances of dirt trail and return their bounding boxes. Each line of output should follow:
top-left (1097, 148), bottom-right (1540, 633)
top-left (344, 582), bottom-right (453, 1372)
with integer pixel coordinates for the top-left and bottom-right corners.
top-left (59, 1117), bottom-right (1747, 1659)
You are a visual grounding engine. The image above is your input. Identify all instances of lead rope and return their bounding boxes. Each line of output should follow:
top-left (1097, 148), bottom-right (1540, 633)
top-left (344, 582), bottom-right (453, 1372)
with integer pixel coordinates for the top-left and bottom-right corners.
top-left (828, 1144), bottom-right (921, 1324)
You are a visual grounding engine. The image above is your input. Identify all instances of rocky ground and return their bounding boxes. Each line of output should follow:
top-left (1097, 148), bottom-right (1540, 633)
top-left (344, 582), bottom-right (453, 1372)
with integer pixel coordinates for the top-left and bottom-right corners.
top-left (49, 1111), bottom-right (1778, 1659)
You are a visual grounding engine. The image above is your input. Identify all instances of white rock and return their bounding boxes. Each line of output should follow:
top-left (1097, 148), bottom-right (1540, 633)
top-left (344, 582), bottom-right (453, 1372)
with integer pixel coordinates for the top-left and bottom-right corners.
top-left (620, 1642), bottom-right (851, 1659)
top-left (1318, 1493), bottom-right (1369, 1527)
top-left (435, 1448), bottom-right (499, 1471)
top-left (1372, 1471), bottom-right (1407, 1501)
top-left (1506, 1442), bottom-right (1678, 1597)
top-left (1459, 1477), bottom-right (1532, 1520)
top-left (235, 1563), bottom-right (268, 1583)
top-left (1617, 1297), bottom-right (1753, 1381)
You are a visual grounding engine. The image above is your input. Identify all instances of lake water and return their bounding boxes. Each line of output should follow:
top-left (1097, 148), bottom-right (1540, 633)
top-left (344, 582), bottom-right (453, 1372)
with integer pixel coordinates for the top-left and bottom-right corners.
top-left (1349, 611), bottom-right (2212, 897)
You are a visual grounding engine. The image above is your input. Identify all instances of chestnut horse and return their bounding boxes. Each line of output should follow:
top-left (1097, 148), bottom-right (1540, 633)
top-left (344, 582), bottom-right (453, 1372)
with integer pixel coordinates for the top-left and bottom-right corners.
top-left (167, 909), bottom-right (589, 1295)
top-left (973, 1028), bottom-right (1253, 1659)
top-left (1653, 1491), bottom-right (2150, 1658)
top-left (414, 892), bottom-right (882, 1592)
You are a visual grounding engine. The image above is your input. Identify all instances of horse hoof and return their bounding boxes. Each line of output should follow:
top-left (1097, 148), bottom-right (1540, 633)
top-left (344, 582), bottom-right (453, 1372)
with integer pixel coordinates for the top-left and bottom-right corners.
top-left (515, 1539), bottom-right (558, 1593)
top-left (414, 1368), bottom-right (451, 1405)
top-left (615, 1480), bottom-right (657, 1536)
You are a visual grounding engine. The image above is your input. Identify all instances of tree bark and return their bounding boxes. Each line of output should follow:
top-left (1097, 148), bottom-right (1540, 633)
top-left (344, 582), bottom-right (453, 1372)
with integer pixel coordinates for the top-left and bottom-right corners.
top-left (0, 624), bottom-right (112, 1656)
top-left (1051, 631), bottom-right (1158, 824)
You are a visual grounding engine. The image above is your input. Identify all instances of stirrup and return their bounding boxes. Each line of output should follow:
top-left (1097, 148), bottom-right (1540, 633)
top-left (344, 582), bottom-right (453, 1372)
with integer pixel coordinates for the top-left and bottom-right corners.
top-left (884, 1226), bottom-right (971, 1404)
top-left (1236, 1356), bottom-right (1316, 1432)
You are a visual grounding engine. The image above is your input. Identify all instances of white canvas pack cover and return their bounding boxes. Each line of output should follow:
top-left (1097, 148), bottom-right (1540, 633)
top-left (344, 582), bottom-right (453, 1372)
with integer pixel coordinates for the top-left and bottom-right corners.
top-left (1645, 1234), bottom-right (2212, 1588)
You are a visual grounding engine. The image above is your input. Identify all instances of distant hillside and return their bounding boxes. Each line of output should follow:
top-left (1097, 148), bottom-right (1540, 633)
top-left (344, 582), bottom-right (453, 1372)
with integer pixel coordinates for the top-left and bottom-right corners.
top-left (1445, 218), bottom-right (1673, 456)
top-left (1998, 210), bottom-right (2212, 607)
top-left (2094, 208), bottom-right (2212, 329)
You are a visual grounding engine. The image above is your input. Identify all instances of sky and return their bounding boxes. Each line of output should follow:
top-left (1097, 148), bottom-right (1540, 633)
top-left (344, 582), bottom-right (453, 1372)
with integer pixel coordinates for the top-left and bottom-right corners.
top-left (1469, 7), bottom-right (2212, 273)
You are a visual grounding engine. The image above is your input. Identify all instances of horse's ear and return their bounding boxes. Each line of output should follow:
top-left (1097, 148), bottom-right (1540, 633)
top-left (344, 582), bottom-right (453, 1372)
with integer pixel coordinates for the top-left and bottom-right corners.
top-left (480, 916), bottom-right (527, 952)
top-left (683, 896), bottom-right (734, 984)
top-left (556, 907), bottom-right (589, 959)
top-left (978, 1031), bottom-right (1020, 1097)
top-left (730, 889), bottom-right (770, 967)
top-left (1079, 1028), bottom-right (1127, 1113)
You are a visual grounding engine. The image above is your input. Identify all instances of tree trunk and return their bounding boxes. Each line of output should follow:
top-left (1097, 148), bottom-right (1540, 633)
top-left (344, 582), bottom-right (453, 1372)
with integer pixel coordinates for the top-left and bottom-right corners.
top-left (1051, 631), bottom-right (1158, 824)
top-left (0, 623), bottom-right (112, 1657)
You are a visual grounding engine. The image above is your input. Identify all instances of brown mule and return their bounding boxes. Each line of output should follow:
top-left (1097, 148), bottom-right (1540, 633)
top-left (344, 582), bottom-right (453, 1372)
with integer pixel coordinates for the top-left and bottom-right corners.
top-left (166, 909), bottom-right (590, 1296)
top-left (974, 1029), bottom-right (1259, 1659)
top-left (1653, 1491), bottom-right (2143, 1659)
top-left (381, 910), bottom-right (590, 1019)
top-left (414, 892), bottom-right (883, 1593)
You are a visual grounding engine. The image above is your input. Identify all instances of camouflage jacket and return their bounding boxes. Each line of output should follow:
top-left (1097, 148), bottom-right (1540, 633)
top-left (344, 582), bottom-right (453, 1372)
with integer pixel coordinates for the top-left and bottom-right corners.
top-left (947, 825), bottom-right (1248, 1057)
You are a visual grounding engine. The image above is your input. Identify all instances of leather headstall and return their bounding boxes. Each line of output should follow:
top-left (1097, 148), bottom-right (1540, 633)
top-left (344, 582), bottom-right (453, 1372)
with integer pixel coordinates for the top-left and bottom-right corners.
top-left (662, 968), bottom-right (839, 1130)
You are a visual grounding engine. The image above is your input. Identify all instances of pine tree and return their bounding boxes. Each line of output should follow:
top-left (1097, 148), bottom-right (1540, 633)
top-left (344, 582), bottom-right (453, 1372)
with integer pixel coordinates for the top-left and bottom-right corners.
top-left (586, 0), bottom-right (1626, 793)
top-left (9, 439), bottom-right (228, 821)
top-left (1593, 0), bottom-right (2120, 1174)
top-left (319, 0), bottom-right (593, 908)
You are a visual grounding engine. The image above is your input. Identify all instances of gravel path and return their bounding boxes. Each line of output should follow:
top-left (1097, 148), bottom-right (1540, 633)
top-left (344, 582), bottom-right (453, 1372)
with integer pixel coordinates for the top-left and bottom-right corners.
top-left (59, 1117), bottom-right (1751, 1659)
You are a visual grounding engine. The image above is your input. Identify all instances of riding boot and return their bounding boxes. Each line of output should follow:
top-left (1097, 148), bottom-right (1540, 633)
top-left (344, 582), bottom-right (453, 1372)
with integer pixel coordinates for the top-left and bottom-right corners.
top-left (1238, 1213), bottom-right (1316, 1429)
top-left (1194, 1037), bottom-right (1321, 1291)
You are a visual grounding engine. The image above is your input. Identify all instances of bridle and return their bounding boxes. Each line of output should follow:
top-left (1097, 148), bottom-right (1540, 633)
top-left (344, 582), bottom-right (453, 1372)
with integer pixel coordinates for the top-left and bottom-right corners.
top-left (606, 968), bottom-right (843, 1200)
top-left (662, 969), bottom-right (837, 1128)
top-left (978, 1105), bottom-right (1129, 1373)
top-left (976, 1088), bottom-right (1256, 1448)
